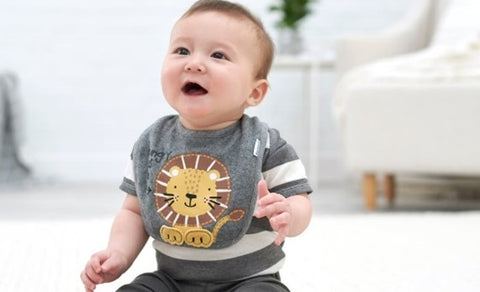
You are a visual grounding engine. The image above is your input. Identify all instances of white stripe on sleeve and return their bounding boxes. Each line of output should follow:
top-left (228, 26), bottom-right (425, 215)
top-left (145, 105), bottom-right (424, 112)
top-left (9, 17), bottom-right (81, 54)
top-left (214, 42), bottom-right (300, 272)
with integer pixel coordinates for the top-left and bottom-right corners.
top-left (123, 158), bottom-right (135, 182)
top-left (262, 159), bottom-right (307, 189)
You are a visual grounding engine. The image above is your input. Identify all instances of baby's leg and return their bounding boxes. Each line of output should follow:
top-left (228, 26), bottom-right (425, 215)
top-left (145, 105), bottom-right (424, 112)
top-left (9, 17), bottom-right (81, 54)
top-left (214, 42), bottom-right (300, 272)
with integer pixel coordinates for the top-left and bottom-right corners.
top-left (227, 273), bottom-right (290, 292)
top-left (116, 271), bottom-right (180, 292)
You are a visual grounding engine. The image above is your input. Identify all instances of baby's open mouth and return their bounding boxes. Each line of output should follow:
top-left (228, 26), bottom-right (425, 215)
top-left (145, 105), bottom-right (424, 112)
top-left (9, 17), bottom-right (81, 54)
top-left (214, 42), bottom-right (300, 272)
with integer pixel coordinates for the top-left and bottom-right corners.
top-left (182, 82), bottom-right (208, 96)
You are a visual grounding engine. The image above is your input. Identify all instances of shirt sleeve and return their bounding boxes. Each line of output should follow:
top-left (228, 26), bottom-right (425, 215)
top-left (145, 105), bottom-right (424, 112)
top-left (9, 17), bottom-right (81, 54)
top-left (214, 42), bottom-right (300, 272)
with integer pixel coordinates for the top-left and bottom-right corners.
top-left (262, 128), bottom-right (313, 196)
top-left (119, 154), bottom-right (138, 196)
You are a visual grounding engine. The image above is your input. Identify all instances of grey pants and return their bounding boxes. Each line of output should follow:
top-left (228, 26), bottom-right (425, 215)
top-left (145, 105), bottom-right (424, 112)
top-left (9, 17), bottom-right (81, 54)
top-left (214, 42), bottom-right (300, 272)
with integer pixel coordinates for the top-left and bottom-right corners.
top-left (117, 272), bottom-right (290, 292)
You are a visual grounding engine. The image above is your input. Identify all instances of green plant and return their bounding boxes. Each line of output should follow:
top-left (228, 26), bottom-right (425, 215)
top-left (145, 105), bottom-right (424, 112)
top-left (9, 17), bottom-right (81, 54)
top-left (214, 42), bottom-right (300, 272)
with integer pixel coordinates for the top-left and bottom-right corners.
top-left (269, 0), bottom-right (317, 31)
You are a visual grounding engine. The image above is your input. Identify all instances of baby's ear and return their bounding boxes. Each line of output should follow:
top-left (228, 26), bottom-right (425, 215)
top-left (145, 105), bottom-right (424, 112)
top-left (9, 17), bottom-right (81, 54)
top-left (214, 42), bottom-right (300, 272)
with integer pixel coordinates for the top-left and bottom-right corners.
top-left (247, 79), bottom-right (268, 107)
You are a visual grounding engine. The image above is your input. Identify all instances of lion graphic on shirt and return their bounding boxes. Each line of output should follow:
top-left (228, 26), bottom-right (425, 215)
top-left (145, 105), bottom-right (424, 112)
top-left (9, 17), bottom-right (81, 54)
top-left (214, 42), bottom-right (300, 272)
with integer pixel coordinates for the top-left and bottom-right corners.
top-left (154, 154), bottom-right (245, 248)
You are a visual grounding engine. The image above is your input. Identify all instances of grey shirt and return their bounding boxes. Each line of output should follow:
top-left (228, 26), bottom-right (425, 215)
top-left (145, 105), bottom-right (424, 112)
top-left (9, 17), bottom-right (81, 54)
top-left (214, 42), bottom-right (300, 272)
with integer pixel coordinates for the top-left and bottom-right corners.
top-left (120, 115), bottom-right (312, 281)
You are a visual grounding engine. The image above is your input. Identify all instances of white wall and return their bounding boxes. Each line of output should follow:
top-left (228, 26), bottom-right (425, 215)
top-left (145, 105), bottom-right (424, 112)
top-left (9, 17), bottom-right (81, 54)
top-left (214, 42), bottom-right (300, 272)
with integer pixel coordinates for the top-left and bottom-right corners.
top-left (0, 0), bottom-right (411, 183)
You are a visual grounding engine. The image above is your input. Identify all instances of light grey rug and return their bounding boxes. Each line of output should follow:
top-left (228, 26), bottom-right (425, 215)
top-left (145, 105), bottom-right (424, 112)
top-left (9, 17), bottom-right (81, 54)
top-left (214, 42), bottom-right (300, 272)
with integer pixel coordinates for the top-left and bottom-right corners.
top-left (1, 212), bottom-right (479, 291)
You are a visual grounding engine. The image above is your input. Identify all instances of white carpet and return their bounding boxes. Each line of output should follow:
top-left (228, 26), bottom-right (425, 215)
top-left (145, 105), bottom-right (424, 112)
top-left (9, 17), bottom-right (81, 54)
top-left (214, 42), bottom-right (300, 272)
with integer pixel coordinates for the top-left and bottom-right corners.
top-left (1, 213), bottom-right (479, 292)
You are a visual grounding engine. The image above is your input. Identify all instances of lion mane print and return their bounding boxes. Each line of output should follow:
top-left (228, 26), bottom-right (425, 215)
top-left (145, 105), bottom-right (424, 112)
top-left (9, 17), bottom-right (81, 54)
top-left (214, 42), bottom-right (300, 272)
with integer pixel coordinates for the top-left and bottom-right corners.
top-left (154, 153), bottom-right (245, 248)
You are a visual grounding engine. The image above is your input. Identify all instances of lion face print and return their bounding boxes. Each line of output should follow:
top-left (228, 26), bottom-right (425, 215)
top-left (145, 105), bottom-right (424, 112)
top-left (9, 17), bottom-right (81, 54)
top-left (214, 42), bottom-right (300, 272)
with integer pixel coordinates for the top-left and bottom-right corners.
top-left (164, 166), bottom-right (223, 218)
top-left (154, 153), bottom-right (245, 248)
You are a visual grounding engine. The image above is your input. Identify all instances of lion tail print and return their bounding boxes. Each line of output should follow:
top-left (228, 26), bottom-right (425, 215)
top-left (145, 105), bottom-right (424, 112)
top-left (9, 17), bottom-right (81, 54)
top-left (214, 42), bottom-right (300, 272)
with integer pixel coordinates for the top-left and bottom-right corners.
top-left (212, 209), bottom-right (245, 240)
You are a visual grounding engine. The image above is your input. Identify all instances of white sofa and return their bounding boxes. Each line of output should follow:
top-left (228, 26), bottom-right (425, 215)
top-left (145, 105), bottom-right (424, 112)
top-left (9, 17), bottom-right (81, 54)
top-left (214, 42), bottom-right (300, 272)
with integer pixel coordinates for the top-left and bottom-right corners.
top-left (332, 0), bottom-right (480, 209)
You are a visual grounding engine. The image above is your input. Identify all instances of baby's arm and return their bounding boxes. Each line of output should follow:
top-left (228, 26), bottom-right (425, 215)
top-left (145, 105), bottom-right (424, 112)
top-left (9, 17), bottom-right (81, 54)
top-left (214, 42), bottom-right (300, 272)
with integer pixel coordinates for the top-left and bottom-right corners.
top-left (81, 194), bottom-right (149, 291)
top-left (254, 180), bottom-right (312, 245)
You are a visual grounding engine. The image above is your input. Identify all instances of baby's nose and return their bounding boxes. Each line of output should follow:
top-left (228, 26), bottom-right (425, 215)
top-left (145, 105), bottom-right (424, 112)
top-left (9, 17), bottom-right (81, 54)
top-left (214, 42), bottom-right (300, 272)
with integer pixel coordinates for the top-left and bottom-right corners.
top-left (184, 61), bottom-right (206, 73)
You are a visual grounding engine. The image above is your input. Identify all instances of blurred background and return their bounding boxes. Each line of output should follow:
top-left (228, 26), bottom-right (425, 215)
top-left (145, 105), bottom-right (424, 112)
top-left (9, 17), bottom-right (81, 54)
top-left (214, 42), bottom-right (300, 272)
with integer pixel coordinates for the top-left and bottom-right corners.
top-left (0, 0), bottom-right (410, 182)
top-left (1, 0), bottom-right (479, 213)
top-left (2, 1), bottom-right (480, 291)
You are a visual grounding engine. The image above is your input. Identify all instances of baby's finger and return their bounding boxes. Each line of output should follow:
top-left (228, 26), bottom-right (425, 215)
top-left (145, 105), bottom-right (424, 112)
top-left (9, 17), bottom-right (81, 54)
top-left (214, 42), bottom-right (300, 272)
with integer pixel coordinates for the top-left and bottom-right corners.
top-left (257, 192), bottom-right (284, 207)
top-left (80, 269), bottom-right (97, 291)
top-left (259, 198), bottom-right (290, 218)
top-left (101, 256), bottom-right (120, 275)
top-left (274, 227), bottom-right (288, 245)
top-left (257, 179), bottom-right (270, 200)
top-left (85, 263), bottom-right (104, 286)
top-left (90, 254), bottom-right (103, 274)
top-left (254, 203), bottom-right (275, 218)
top-left (269, 213), bottom-right (290, 232)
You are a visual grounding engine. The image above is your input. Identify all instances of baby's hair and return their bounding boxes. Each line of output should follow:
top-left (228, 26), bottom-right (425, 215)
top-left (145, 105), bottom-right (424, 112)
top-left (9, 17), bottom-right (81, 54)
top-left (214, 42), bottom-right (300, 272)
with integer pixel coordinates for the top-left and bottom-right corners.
top-left (181, 0), bottom-right (275, 80)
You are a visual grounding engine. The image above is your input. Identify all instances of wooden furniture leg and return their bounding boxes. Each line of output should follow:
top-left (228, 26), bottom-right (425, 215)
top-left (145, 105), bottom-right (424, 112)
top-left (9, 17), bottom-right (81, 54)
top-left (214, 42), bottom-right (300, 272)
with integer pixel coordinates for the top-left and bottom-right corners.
top-left (362, 173), bottom-right (377, 210)
top-left (384, 173), bottom-right (396, 206)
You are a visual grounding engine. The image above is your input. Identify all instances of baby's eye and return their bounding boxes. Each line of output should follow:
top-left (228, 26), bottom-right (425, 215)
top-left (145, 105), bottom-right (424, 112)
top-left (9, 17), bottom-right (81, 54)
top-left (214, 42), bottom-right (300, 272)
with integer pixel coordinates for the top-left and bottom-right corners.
top-left (174, 47), bottom-right (190, 55)
top-left (211, 52), bottom-right (227, 60)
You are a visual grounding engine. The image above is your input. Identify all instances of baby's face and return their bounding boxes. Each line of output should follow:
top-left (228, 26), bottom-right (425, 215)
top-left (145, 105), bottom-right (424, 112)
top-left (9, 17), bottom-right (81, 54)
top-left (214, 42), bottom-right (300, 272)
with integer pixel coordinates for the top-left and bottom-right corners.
top-left (161, 11), bottom-right (266, 130)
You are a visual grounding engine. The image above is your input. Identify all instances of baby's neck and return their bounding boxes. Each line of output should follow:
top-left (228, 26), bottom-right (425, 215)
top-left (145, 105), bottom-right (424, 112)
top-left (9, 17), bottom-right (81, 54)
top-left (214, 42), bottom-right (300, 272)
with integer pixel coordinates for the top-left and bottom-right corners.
top-left (179, 116), bottom-right (242, 131)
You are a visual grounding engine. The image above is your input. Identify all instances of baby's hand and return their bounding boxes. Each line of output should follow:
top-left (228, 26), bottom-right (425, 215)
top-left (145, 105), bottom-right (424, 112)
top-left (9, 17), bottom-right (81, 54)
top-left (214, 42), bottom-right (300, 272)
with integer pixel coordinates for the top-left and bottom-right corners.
top-left (80, 249), bottom-right (128, 291)
top-left (254, 179), bottom-right (292, 245)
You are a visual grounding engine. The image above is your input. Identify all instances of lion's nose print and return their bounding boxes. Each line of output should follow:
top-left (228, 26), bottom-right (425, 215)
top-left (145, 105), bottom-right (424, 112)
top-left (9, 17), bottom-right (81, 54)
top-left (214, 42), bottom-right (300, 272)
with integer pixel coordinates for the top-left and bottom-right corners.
top-left (186, 193), bottom-right (197, 200)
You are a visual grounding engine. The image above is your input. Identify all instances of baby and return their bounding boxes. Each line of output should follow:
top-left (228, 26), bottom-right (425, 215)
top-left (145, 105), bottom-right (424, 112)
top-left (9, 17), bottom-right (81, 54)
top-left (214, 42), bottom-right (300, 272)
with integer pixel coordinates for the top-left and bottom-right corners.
top-left (81, 1), bottom-right (313, 291)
